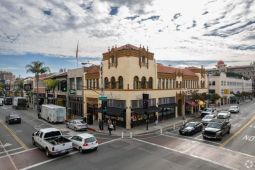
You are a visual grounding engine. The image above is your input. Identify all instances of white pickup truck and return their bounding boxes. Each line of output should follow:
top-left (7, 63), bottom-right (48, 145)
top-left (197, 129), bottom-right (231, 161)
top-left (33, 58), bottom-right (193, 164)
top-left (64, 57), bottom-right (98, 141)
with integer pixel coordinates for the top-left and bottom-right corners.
top-left (32, 128), bottom-right (73, 157)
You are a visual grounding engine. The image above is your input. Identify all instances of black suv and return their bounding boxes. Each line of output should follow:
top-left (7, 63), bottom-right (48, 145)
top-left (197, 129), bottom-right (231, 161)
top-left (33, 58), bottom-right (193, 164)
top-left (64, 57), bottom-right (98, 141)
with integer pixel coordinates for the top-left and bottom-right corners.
top-left (202, 119), bottom-right (231, 141)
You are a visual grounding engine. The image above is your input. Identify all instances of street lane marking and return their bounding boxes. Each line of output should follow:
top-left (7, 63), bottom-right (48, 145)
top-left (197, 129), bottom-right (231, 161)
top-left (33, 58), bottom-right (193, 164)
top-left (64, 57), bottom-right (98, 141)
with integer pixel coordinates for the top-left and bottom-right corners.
top-left (133, 138), bottom-right (237, 170)
top-left (20, 138), bottom-right (121, 170)
top-left (220, 114), bottom-right (255, 147)
top-left (0, 147), bottom-right (23, 155)
top-left (0, 121), bottom-right (28, 150)
top-left (0, 147), bottom-right (38, 159)
top-left (0, 138), bottom-right (18, 170)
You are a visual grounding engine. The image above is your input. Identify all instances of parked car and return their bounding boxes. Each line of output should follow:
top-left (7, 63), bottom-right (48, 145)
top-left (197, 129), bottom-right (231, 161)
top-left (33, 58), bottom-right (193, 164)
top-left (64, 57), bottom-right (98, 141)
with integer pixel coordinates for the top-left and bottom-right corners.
top-left (201, 114), bottom-right (216, 126)
top-left (66, 119), bottom-right (88, 131)
top-left (0, 97), bottom-right (3, 106)
top-left (179, 121), bottom-right (203, 136)
top-left (5, 114), bottom-right (21, 124)
top-left (228, 105), bottom-right (240, 113)
top-left (202, 119), bottom-right (231, 141)
top-left (70, 133), bottom-right (98, 153)
top-left (200, 108), bottom-right (217, 118)
top-left (4, 97), bottom-right (13, 105)
top-left (32, 128), bottom-right (73, 157)
top-left (217, 110), bottom-right (231, 119)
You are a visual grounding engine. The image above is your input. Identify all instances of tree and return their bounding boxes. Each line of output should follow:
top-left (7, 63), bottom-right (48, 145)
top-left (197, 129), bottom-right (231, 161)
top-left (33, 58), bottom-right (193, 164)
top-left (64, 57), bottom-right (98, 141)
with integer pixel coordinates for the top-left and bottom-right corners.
top-left (26, 61), bottom-right (50, 111)
top-left (14, 79), bottom-right (24, 97)
top-left (0, 82), bottom-right (4, 96)
top-left (43, 79), bottom-right (59, 104)
top-left (210, 93), bottom-right (221, 104)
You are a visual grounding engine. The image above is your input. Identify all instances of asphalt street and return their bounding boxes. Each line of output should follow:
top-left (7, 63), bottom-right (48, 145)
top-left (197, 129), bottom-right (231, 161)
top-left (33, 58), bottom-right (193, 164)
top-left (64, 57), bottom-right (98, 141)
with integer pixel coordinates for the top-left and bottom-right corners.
top-left (0, 101), bottom-right (255, 170)
top-left (162, 100), bottom-right (255, 156)
top-left (28, 139), bottom-right (229, 170)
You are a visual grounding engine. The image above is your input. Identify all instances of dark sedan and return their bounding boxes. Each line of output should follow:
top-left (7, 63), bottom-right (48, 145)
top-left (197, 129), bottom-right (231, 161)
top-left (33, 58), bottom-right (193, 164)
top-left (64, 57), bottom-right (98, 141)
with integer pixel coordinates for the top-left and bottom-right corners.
top-left (6, 114), bottom-right (21, 124)
top-left (179, 121), bottom-right (203, 136)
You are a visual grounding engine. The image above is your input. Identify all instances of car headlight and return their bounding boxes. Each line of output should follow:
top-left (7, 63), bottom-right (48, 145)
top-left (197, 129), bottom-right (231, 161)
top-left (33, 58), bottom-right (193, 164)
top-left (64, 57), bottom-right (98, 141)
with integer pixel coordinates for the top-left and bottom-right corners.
top-left (216, 131), bottom-right (221, 136)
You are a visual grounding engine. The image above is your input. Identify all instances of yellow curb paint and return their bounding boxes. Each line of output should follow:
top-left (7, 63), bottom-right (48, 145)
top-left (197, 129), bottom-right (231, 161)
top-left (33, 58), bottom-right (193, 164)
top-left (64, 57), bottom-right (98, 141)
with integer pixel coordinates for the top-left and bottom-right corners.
top-left (0, 122), bottom-right (28, 150)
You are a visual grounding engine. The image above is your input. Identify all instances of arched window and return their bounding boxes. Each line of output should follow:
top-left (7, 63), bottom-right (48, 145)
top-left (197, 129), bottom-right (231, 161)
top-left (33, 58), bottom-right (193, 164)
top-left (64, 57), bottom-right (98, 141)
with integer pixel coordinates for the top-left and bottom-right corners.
top-left (111, 77), bottom-right (116, 89)
top-left (148, 77), bottom-right (153, 89)
top-left (141, 76), bottom-right (146, 89)
top-left (104, 77), bottom-right (109, 89)
top-left (118, 76), bottom-right (123, 89)
top-left (133, 76), bottom-right (139, 89)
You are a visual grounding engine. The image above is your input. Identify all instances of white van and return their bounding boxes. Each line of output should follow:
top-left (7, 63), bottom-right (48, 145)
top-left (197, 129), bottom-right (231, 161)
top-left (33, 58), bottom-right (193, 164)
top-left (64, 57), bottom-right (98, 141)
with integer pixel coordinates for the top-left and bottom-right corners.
top-left (39, 104), bottom-right (66, 123)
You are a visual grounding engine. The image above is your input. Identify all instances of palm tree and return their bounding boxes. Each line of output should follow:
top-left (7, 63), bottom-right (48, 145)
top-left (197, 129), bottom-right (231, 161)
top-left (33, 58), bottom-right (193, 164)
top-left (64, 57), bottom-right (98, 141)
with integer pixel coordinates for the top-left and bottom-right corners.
top-left (26, 61), bottom-right (50, 112)
top-left (43, 79), bottom-right (59, 104)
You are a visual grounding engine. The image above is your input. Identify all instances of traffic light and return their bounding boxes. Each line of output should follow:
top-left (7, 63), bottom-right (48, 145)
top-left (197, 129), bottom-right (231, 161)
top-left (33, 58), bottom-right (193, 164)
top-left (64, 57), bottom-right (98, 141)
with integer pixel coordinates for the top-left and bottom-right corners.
top-left (102, 100), bottom-right (107, 113)
top-left (143, 100), bottom-right (149, 109)
top-left (60, 81), bottom-right (67, 92)
top-left (143, 93), bottom-right (149, 109)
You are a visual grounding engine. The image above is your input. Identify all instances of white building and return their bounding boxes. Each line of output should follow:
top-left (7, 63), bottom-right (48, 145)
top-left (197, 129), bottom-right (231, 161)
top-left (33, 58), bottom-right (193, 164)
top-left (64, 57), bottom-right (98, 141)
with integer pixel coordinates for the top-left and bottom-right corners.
top-left (208, 72), bottom-right (252, 105)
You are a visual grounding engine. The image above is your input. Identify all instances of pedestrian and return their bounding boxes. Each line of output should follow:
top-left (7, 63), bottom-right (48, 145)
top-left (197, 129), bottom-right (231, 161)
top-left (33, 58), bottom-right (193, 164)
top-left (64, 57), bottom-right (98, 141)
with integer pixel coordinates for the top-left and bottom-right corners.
top-left (108, 123), bottom-right (113, 135)
top-left (98, 119), bottom-right (102, 130)
top-left (113, 119), bottom-right (116, 130)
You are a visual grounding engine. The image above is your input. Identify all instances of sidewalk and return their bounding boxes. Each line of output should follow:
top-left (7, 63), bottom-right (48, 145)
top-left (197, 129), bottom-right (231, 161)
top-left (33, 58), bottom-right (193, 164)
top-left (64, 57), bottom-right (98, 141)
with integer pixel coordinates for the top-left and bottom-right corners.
top-left (87, 114), bottom-right (199, 136)
top-left (22, 107), bottom-right (198, 137)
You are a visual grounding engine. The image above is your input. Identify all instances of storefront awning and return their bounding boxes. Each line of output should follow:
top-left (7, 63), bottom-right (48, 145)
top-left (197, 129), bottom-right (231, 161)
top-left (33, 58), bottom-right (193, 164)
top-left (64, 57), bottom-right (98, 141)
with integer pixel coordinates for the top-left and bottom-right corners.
top-left (98, 107), bottom-right (124, 117)
top-left (158, 103), bottom-right (177, 108)
top-left (131, 106), bottom-right (159, 114)
top-left (185, 100), bottom-right (197, 107)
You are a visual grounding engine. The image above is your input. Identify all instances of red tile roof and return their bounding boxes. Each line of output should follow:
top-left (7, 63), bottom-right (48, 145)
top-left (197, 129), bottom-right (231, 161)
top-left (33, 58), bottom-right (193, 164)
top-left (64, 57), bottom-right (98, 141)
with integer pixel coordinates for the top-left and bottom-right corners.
top-left (157, 64), bottom-right (176, 74)
top-left (157, 64), bottom-right (197, 76)
top-left (87, 65), bottom-right (100, 74)
top-left (115, 44), bottom-right (140, 51)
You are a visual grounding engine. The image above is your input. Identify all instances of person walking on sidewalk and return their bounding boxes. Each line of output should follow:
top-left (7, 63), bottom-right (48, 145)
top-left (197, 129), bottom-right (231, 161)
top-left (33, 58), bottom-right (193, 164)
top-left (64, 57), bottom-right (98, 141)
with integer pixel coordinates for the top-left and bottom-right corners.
top-left (108, 122), bottom-right (113, 135)
top-left (113, 119), bottom-right (116, 130)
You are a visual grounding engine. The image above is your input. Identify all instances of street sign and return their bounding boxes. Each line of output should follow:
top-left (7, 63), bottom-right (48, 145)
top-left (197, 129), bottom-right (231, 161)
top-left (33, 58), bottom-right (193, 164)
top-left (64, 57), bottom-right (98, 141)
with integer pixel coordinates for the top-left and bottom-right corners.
top-left (69, 89), bottom-right (76, 95)
top-left (99, 95), bottom-right (107, 101)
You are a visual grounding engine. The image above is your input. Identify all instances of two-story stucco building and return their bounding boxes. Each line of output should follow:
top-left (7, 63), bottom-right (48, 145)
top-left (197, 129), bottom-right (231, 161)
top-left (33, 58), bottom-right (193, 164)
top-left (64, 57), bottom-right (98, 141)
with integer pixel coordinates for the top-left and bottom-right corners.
top-left (83, 44), bottom-right (208, 129)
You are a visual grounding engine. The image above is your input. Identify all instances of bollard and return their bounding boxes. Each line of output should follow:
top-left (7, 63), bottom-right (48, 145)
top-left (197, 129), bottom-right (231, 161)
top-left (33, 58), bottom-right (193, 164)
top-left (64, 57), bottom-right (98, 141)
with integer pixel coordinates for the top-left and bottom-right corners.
top-left (130, 132), bottom-right (133, 138)
top-left (173, 123), bottom-right (175, 130)
top-left (121, 132), bottom-right (124, 139)
top-left (160, 128), bottom-right (163, 134)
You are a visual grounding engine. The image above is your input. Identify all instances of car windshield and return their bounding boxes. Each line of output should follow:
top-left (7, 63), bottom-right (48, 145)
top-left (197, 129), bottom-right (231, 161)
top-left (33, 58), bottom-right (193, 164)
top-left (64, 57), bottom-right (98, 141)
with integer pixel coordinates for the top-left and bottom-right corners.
top-left (230, 106), bottom-right (237, 109)
top-left (185, 122), bottom-right (196, 127)
top-left (219, 111), bottom-right (229, 113)
top-left (207, 123), bottom-right (221, 129)
top-left (204, 108), bottom-right (212, 111)
top-left (85, 137), bottom-right (96, 143)
top-left (204, 115), bottom-right (213, 119)
top-left (10, 114), bottom-right (19, 118)
top-left (76, 120), bottom-right (86, 124)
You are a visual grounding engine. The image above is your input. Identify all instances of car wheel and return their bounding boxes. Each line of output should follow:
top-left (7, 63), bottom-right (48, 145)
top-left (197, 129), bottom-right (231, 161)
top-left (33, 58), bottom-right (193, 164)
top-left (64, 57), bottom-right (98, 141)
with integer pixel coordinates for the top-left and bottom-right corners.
top-left (227, 129), bottom-right (230, 134)
top-left (79, 147), bottom-right (83, 153)
top-left (94, 147), bottom-right (98, 151)
top-left (66, 124), bottom-right (69, 128)
top-left (32, 138), bottom-right (36, 146)
top-left (45, 148), bottom-right (50, 157)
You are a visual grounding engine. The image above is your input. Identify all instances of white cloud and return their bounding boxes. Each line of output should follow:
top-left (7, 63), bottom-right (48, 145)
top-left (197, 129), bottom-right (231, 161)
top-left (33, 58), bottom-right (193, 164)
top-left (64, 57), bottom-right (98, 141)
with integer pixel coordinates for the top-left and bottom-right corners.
top-left (0, 0), bottom-right (255, 62)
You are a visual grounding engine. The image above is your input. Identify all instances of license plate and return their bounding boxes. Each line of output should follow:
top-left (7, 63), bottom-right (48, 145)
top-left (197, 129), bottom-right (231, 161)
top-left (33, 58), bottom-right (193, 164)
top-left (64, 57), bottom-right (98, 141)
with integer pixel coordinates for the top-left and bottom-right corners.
top-left (61, 150), bottom-right (66, 153)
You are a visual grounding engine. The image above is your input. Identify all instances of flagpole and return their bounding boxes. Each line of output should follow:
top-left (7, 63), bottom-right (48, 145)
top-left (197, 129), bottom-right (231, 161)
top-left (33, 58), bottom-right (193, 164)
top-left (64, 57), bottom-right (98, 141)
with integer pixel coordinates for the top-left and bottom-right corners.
top-left (76, 40), bottom-right (79, 68)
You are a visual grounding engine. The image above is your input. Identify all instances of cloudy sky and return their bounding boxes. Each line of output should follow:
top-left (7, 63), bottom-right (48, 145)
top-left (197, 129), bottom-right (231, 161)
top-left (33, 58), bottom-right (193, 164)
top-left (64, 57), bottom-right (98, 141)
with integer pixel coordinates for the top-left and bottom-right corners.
top-left (0, 0), bottom-right (255, 76)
